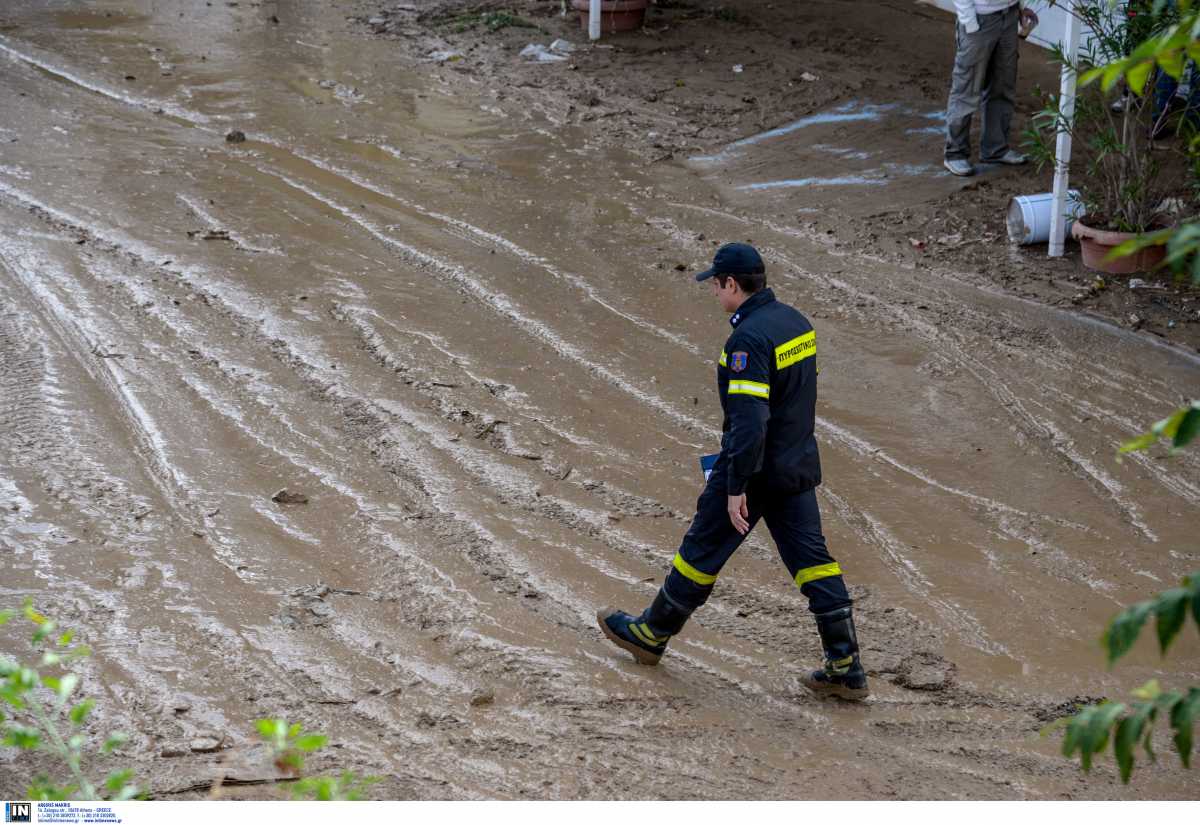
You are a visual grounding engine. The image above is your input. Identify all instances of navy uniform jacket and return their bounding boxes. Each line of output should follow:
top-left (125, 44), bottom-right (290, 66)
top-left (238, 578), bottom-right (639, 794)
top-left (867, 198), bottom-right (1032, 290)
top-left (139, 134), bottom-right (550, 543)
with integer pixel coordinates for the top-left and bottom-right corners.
top-left (716, 288), bottom-right (821, 496)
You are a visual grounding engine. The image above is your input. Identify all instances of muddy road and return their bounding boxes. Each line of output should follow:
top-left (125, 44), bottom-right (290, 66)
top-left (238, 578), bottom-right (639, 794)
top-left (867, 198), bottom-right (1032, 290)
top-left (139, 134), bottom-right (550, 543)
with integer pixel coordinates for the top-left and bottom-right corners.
top-left (1, 0), bottom-right (1199, 800)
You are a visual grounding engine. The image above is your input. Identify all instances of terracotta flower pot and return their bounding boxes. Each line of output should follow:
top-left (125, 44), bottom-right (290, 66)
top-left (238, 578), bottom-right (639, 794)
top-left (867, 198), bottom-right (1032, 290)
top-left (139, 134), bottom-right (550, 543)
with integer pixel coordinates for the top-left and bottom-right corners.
top-left (1071, 220), bottom-right (1168, 275)
top-left (570, 0), bottom-right (649, 34)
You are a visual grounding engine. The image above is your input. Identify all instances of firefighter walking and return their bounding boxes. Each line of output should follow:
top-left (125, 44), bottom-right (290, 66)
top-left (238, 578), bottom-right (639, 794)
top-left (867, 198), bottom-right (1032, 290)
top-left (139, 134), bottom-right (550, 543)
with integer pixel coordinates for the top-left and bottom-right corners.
top-left (597, 242), bottom-right (868, 701)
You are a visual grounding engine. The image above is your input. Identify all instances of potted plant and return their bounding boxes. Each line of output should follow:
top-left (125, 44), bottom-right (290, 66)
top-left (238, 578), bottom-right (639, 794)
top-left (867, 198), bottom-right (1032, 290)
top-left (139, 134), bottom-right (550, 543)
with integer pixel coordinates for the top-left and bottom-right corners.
top-left (569, 0), bottom-right (650, 34)
top-left (1025, 0), bottom-right (1183, 274)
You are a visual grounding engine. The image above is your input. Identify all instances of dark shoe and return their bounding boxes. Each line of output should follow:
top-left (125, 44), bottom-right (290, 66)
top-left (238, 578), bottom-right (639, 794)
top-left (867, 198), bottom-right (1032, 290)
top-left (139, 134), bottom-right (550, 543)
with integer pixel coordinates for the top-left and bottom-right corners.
top-left (943, 158), bottom-right (975, 177)
top-left (799, 655), bottom-right (870, 701)
top-left (799, 605), bottom-right (870, 701)
top-left (597, 607), bottom-right (668, 665)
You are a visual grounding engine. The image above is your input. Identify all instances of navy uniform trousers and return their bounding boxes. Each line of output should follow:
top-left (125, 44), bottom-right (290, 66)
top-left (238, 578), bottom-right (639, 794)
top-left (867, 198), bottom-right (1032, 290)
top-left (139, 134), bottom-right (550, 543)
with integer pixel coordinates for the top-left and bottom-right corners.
top-left (662, 454), bottom-right (850, 616)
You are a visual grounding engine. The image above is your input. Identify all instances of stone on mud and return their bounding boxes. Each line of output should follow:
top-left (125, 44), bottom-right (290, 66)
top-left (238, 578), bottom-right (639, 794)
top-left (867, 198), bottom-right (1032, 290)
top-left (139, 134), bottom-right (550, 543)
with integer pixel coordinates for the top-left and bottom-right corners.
top-left (225, 130), bottom-right (246, 143)
top-left (470, 687), bottom-right (495, 707)
top-left (189, 736), bottom-right (222, 753)
top-left (271, 488), bottom-right (309, 505)
top-left (898, 663), bottom-right (954, 691)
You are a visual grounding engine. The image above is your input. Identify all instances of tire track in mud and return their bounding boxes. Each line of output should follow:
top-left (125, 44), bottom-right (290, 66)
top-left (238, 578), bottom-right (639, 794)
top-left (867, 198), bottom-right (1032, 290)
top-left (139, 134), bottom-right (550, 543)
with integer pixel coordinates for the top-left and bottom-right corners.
top-left (0, 266), bottom-right (341, 791)
top-left (0, 35), bottom-right (211, 127)
top-left (5, 27), bottom-right (705, 373)
top-left (251, 165), bottom-right (713, 439)
top-left (247, 139), bottom-right (705, 357)
top-left (0, 177), bottom-right (638, 642)
top-left (0, 196), bottom-right (600, 796)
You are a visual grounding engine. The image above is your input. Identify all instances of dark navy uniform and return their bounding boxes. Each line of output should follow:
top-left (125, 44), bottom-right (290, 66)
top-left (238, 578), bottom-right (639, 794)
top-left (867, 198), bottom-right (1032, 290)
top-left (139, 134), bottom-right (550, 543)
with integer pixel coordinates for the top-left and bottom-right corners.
top-left (662, 287), bottom-right (850, 617)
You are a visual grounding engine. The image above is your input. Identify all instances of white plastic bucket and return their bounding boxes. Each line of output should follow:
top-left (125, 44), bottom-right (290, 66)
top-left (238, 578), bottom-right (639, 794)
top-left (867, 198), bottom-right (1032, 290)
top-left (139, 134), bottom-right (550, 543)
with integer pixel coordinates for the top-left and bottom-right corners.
top-left (1007, 190), bottom-right (1085, 245)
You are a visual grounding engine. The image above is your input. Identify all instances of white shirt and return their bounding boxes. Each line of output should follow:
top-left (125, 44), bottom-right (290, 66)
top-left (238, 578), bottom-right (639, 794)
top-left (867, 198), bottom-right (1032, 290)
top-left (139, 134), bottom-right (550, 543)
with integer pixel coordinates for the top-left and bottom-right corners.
top-left (953, 0), bottom-right (1022, 34)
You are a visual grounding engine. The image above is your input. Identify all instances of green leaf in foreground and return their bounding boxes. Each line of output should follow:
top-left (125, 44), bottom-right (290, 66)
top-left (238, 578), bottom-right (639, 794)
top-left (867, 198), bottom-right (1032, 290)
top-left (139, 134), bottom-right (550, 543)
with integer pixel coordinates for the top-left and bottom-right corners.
top-left (1155, 588), bottom-right (1190, 655)
top-left (69, 699), bottom-right (95, 727)
top-left (1102, 601), bottom-right (1153, 665)
top-left (4, 725), bottom-right (41, 749)
top-left (1170, 689), bottom-right (1200, 769)
top-left (294, 734), bottom-right (327, 753)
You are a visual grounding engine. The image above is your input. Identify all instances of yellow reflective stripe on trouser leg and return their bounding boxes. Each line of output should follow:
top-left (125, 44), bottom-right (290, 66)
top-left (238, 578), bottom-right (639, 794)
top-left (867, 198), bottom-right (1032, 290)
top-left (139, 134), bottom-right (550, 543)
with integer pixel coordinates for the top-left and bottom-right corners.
top-left (727, 380), bottom-right (770, 399)
top-left (673, 552), bottom-right (717, 586)
top-left (630, 623), bottom-right (664, 646)
top-left (794, 562), bottom-right (842, 587)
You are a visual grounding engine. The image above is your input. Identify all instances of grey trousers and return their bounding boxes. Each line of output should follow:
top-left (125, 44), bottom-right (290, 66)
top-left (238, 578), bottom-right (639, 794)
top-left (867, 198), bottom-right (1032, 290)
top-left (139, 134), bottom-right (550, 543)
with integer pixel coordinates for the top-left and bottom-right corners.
top-left (944, 5), bottom-right (1020, 162)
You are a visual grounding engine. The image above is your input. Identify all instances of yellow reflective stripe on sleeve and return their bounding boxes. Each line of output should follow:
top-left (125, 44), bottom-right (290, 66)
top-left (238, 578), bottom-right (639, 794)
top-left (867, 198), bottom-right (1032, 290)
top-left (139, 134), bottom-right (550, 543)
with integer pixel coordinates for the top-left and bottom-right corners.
top-left (775, 331), bottom-right (816, 369)
top-left (794, 562), bottom-right (842, 587)
top-left (727, 380), bottom-right (770, 399)
top-left (673, 552), bottom-right (717, 586)
top-left (719, 350), bottom-right (728, 367)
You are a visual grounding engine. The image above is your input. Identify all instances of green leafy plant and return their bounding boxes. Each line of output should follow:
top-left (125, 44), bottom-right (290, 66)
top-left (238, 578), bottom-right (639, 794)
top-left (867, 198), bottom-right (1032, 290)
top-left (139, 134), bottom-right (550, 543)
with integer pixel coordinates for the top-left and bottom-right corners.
top-left (439, 9), bottom-right (541, 34)
top-left (255, 718), bottom-right (377, 800)
top-left (1119, 399), bottom-right (1200, 454)
top-left (290, 771), bottom-right (379, 802)
top-left (1083, 1), bottom-right (1198, 97)
top-left (0, 600), bottom-right (140, 800)
top-left (1076, 0), bottom-right (1200, 278)
top-left (1058, 573), bottom-right (1200, 781)
top-left (1056, 364), bottom-right (1198, 782)
top-left (1025, 1), bottom-right (1181, 233)
top-left (2, 600), bottom-right (375, 800)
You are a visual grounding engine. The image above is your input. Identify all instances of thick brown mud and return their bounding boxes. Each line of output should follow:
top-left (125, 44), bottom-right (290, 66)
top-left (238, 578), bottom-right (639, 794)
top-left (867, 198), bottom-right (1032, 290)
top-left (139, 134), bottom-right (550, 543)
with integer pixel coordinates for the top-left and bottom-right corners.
top-left (1, 0), bottom-right (1198, 800)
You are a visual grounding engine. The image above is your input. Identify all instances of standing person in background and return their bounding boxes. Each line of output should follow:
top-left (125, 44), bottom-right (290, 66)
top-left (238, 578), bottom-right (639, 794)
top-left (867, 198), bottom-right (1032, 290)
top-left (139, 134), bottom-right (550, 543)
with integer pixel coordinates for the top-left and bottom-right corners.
top-left (596, 243), bottom-right (869, 702)
top-left (944, 1), bottom-right (1040, 176)
top-left (1152, 61), bottom-right (1200, 138)
top-left (1139, 2), bottom-right (1200, 138)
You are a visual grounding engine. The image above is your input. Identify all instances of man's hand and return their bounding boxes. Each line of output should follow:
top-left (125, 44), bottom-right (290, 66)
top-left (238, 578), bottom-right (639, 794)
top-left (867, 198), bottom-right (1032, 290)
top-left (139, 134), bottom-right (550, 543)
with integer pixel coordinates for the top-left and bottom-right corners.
top-left (1019, 7), bottom-right (1039, 37)
top-left (728, 494), bottom-right (750, 535)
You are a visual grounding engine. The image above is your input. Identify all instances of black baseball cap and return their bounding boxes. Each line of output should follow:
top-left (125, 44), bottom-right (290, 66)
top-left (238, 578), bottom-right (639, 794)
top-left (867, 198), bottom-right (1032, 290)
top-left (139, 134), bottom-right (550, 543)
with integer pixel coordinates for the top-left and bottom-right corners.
top-left (695, 242), bottom-right (765, 282)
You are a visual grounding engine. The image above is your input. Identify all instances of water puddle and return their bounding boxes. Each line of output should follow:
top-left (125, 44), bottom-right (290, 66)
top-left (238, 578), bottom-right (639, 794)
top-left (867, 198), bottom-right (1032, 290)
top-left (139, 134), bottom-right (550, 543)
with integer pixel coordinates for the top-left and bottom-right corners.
top-left (691, 101), bottom-right (901, 164)
top-left (688, 100), bottom-right (964, 213)
top-left (10, 522), bottom-right (54, 535)
top-left (737, 163), bottom-right (942, 190)
top-left (738, 175), bottom-right (889, 190)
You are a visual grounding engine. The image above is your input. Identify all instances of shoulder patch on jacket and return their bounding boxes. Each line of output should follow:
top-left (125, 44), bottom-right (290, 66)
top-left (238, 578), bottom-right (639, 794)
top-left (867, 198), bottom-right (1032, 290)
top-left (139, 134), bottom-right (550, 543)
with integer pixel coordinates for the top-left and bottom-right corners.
top-left (729, 351), bottom-right (748, 372)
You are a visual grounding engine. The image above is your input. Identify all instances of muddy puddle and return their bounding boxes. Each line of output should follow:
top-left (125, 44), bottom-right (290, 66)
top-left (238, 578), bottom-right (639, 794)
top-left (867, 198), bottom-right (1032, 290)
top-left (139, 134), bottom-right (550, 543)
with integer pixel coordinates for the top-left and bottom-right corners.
top-left (1, 0), bottom-right (1198, 800)
top-left (689, 100), bottom-right (972, 214)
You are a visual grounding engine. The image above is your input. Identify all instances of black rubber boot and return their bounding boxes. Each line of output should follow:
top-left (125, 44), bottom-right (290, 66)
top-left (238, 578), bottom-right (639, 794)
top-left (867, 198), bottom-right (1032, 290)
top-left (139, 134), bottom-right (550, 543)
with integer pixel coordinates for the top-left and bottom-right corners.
top-left (798, 606), bottom-right (870, 701)
top-left (597, 590), bottom-right (691, 666)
